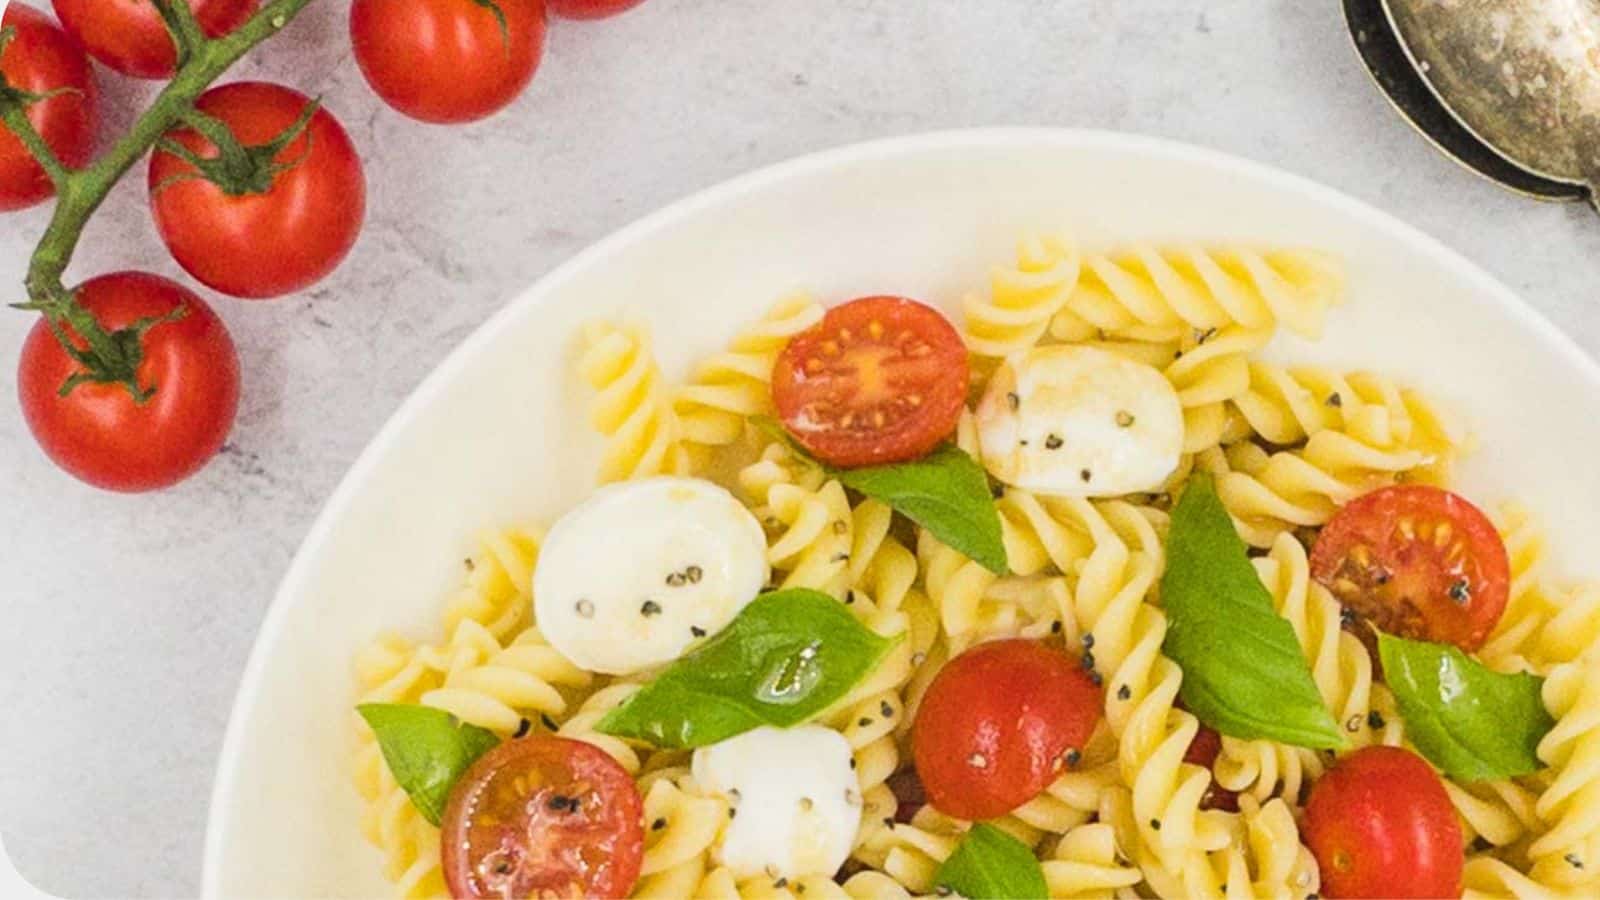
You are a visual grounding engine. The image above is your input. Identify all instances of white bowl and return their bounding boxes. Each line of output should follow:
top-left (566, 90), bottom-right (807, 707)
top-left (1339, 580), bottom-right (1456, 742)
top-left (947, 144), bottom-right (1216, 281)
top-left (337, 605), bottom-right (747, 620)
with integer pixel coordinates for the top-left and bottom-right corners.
top-left (202, 129), bottom-right (1600, 898)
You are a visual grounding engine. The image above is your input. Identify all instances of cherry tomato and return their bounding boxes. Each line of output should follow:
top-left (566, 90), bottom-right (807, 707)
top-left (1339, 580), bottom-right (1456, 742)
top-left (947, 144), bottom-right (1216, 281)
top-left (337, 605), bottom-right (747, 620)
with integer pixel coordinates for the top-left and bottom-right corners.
top-left (773, 296), bottom-right (969, 468)
top-left (547, 0), bottom-right (648, 19)
top-left (1311, 485), bottom-right (1509, 652)
top-left (350, 0), bottom-right (546, 124)
top-left (18, 272), bottom-right (239, 492)
top-left (147, 82), bottom-right (365, 299)
top-left (911, 639), bottom-right (1102, 820)
top-left (0, 4), bottom-right (96, 212)
top-left (1182, 723), bottom-right (1239, 812)
top-left (52, 0), bottom-right (255, 79)
top-left (1304, 746), bottom-right (1463, 899)
top-left (441, 735), bottom-right (644, 899)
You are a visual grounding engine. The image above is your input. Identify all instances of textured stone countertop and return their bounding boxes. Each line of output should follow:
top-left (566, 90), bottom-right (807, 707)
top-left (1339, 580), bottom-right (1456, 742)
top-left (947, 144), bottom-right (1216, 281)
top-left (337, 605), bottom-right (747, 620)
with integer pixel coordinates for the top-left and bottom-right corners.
top-left (3, 1), bottom-right (1599, 896)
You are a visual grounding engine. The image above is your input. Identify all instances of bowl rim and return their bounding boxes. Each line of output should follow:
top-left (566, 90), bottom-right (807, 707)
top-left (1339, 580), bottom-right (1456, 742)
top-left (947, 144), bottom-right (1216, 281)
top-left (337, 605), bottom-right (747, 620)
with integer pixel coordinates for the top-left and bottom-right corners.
top-left (199, 126), bottom-right (1600, 896)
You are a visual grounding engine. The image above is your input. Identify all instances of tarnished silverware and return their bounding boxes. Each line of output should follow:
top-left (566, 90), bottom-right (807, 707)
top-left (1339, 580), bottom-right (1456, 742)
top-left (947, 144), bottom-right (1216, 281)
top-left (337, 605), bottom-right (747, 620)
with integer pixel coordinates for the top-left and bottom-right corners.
top-left (1344, 0), bottom-right (1600, 208)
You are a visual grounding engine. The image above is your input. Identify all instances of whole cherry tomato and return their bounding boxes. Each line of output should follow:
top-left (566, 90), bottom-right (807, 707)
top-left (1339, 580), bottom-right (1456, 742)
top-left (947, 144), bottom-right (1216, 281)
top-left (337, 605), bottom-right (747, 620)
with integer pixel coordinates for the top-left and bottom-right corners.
top-left (350, 0), bottom-right (546, 124)
top-left (18, 272), bottom-right (240, 492)
top-left (0, 4), bottom-right (97, 211)
top-left (773, 295), bottom-right (970, 468)
top-left (147, 81), bottom-right (365, 299)
top-left (1312, 485), bottom-right (1509, 652)
top-left (441, 736), bottom-right (645, 899)
top-left (52, 0), bottom-right (256, 79)
top-left (547, 0), bottom-right (648, 19)
top-left (1304, 746), bottom-right (1463, 899)
top-left (911, 639), bottom-right (1103, 820)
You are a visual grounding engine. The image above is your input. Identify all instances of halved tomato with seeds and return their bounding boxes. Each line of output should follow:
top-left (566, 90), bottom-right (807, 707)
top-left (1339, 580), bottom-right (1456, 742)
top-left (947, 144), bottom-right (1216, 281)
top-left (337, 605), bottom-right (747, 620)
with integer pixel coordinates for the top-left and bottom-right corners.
top-left (772, 295), bottom-right (968, 467)
top-left (441, 735), bottom-right (644, 899)
top-left (1310, 485), bottom-right (1509, 652)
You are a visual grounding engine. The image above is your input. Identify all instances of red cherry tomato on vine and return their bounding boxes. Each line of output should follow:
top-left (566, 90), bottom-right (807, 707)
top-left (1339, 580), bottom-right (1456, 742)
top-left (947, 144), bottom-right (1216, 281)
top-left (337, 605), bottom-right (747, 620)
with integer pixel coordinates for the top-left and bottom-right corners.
top-left (18, 272), bottom-right (239, 493)
top-left (350, 0), bottom-right (546, 124)
top-left (547, 0), bottom-right (649, 19)
top-left (51, 0), bottom-right (255, 79)
top-left (1304, 746), bottom-right (1463, 899)
top-left (912, 639), bottom-right (1102, 820)
top-left (773, 295), bottom-right (969, 468)
top-left (147, 81), bottom-right (365, 299)
top-left (0, 4), bottom-right (97, 212)
top-left (1311, 485), bottom-right (1509, 652)
top-left (441, 736), bottom-right (644, 899)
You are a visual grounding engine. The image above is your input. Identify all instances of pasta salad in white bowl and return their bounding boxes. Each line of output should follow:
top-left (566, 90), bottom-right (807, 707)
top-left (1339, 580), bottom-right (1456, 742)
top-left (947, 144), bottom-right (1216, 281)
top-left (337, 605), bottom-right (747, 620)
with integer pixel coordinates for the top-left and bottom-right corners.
top-left (203, 130), bottom-right (1600, 900)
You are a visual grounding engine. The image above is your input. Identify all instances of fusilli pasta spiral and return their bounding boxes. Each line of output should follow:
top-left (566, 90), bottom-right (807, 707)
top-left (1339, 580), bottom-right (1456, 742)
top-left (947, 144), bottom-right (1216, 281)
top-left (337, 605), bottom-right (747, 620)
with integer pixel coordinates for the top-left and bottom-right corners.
top-left (580, 320), bottom-right (693, 483)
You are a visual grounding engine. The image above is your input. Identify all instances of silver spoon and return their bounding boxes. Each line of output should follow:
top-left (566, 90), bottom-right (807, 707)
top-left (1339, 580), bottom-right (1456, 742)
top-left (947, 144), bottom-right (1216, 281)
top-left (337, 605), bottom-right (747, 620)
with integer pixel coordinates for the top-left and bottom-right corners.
top-left (1343, 0), bottom-right (1600, 208)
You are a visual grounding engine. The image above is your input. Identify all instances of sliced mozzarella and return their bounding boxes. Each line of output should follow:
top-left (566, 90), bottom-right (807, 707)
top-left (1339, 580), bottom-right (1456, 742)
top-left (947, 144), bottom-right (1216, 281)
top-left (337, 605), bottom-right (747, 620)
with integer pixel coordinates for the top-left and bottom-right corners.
top-left (534, 477), bottom-right (768, 675)
top-left (976, 345), bottom-right (1183, 497)
top-left (691, 725), bottom-right (862, 881)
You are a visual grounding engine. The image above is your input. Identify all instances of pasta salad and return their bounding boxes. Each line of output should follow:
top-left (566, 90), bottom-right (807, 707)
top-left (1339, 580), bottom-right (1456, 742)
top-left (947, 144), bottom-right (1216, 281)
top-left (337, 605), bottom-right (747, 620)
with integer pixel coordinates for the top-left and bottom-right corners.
top-left (349, 236), bottom-right (1597, 900)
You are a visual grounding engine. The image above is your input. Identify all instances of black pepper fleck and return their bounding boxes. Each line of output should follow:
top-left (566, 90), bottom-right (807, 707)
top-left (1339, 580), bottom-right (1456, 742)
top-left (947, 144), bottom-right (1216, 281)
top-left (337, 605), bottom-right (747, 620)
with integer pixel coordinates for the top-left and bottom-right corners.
top-left (1045, 433), bottom-right (1064, 450)
top-left (540, 713), bottom-right (559, 731)
top-left (881, 701), bottom-right (894, 718)
top-left (640, 600), bottom-right (663, 617)
top-left (1326, 393), bottom-right (1343, 408)
top-left (831, 552), bottom-right (851, 563)
top-left (1150, 818), bottom-right (1162, 831)
top-left (858, 717), bottom-right (873, 728)
top-left (1346, 714), bottom-right (1363, 733)
top-left (691, 626), bottom-right (707, 638)
top-left (1082, 633), bottom-right (1095, 649)
top-left (652, 817), bottom-right (667, 831)
top-left (1080, 469), bottom-right (1093, 482)
top-left (832, 520), bottom-right (848, 534)
top-left (1567, 853), bottom-right (1585, 869)
top-left (1064, 748), bottom-right (1081, 767)
top-left (882, 816), bottom-right (895, 829)
top-left (1449, 579), bottom-right (1471, 603)
top-left (686, 565), bottom-right (703, 584)
top-left (665, 572), bottom-right (687, 588)
top-left (1007, 392), bottom-right (1020, 411)
top-left (1051, 620), bottom-right (1063, 634)
top-left (1088, 671), bottom-right (1103, 687)
top-left (1117, 684), bottom-right (1132, 701)
top-left (1081, 650), bottom-right (1096, 671)
top-left (513, 718), bottom-right (532, 739)
top-left (773, 878), bottom-right (788, 889)
top-left (1367, 710), bottom-right (1386, 730)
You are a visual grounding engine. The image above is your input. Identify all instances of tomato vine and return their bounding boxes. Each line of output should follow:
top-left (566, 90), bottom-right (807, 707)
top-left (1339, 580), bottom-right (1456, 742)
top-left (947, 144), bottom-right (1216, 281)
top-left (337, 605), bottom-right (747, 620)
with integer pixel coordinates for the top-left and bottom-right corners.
top-left (0, 0), bottom-right (320, 400)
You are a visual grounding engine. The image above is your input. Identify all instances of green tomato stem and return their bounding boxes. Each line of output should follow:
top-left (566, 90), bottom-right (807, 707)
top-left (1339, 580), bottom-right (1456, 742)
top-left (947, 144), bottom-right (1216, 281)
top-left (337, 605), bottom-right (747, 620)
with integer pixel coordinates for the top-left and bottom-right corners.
top-left (5, 0), bottom-right (321, 399)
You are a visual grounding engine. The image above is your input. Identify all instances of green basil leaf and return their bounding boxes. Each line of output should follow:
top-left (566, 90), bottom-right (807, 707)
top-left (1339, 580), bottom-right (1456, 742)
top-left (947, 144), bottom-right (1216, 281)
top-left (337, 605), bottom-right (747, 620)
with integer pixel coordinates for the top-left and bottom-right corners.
top-left (750, 416), bottom-right (1007, 574)
top-left (1378, 632), bottom-right (1553, 780)
top-left (1161, 474), bottom-right (1346, 750)
top-left (596, 588), bottom-right (900, 748)
top-left (933, 823), bottom-right (1048, 900)
top-left (355, 703), bottom-right (500, 826)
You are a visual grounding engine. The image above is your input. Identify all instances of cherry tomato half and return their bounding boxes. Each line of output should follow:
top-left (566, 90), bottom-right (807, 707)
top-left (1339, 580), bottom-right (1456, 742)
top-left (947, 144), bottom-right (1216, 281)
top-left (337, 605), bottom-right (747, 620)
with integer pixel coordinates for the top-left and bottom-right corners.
top-left (547, 0), bottom-right (649, 19)
top-left (911, 639), bottom-right (1102, 820)
top-left (350, 0), bottom-right (546, 124)
top-left (772, 295), bottom-right (969, 468)
top-left (0, 4), bottom-right (97, 212)
top-left (1304, 746), bottom-right (1463, 899)
top-left (441, 735), bottom-right (644, 899)
top-left (18, 272), bottom-right (239, 492)
top-left (1311, 485), bottom-right (1509, 652)
top-left (148, 82), bottom-right (365, 299)
top-left (1182, 723), bottom-right (1238, 812)
top-left (52, 0), bottom-right (255, 79)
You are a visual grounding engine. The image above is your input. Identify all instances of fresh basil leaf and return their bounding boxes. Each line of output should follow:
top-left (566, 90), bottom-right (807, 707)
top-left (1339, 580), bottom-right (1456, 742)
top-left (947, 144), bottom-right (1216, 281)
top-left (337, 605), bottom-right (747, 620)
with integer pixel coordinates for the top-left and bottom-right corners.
top-left (750, 415), bottom-right (1007, 574)
top-left (596, 588), bottom-right (900, 748)
top-left (356, 703), bottom-right (500, 825)
top-left (933, 823), bottom-right (1048, 900)
top-left (1378, 632), bottom-right (1553, 780)
top-left (1161, 474), bottom-right (1346, 750)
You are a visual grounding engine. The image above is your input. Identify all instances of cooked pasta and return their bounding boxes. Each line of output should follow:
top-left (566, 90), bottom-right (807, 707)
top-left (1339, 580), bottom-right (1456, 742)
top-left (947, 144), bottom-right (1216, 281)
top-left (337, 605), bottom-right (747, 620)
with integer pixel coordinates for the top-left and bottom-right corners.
top-left (348, 232), bottom-right (1599, 900)
top-left (579, 319), bottom-right (693, 483)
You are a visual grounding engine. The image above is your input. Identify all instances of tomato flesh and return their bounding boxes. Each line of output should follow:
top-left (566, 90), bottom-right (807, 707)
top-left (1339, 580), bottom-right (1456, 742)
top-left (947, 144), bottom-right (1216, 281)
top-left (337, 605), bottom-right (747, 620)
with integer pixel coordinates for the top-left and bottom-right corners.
top-left (17, 272), bottom-right (239, 492)
top-left (1311, 485), bottom-right (1509, 652)
top-left (773, 296), bottom-right (968, 468)
top-left (442, 736), bottom-right (644, 900)
top-left (148, 82), bottom-right (365, 299)
top-left (1182, 723), bottom-right (1238, 812)
top-left (1304, 746), bottom-right (1463, 899)
top-left (0, 4), bottom-right (97, 212)
top-left (911, 639), bottom-right (1103, 820)
top-left (52, 0), bottom-right (255, 78)
top-left (350, 0), bottom-right (546, 124)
